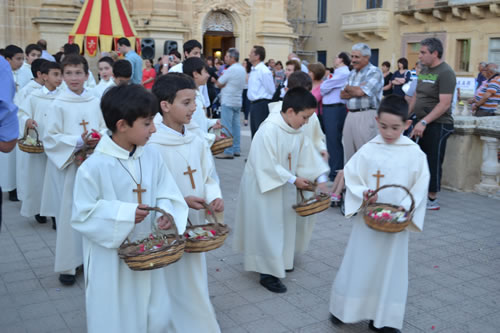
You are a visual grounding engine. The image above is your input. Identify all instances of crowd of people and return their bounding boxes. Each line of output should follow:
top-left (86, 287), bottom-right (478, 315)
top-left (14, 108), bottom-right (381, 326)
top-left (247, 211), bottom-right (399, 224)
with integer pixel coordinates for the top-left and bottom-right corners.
top-left (0, 35), bottom-right (496, 333)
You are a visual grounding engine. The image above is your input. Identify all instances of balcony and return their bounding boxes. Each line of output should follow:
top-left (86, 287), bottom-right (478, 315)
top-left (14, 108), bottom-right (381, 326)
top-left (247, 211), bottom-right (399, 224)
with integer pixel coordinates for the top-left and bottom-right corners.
top-left (341, 9), bottom-right (391, 41)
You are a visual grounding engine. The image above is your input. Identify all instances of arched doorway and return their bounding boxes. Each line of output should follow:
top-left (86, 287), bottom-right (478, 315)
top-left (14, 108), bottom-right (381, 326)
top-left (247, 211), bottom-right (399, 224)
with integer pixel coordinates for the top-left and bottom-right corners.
top-left (202, 11), bottom-right (235, 60)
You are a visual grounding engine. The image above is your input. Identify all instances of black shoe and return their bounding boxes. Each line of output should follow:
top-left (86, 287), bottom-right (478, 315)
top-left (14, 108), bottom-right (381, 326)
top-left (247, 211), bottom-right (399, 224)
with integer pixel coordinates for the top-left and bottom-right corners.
top-left (35, 214), bottom-right (47, 224)
top-left (330, 314), bottom-right (343, 325)
top-left (369, 321), bottom-right (401, 333)
top-left (259, 274), bottom-right (287, 293)
top-left (58, 274), bottom-right (76, 286)
top-left (285, 267), bottom-right (294, 273)
top-left (8, 189), bottom-right (19, 202)
top-left (52, 217), bottom-right (56, 230)
top-left (234, 153), bottom-right (241, 157)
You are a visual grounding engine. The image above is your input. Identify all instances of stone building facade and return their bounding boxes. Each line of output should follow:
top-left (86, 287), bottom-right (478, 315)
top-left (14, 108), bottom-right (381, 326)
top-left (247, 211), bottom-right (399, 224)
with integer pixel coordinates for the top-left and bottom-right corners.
top-left (1, 0), bottom-right (296, 62)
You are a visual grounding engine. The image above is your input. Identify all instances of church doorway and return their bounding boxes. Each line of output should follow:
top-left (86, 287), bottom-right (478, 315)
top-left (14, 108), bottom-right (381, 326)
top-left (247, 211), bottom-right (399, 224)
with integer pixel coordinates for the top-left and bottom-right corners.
top-left (202, 11), bottom-right (236, 60)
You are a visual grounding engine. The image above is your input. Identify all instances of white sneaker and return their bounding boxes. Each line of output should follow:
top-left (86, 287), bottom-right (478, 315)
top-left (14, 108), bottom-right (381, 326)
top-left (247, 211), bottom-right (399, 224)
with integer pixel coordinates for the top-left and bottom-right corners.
top-left (427, 198), bottom-right (440, 210)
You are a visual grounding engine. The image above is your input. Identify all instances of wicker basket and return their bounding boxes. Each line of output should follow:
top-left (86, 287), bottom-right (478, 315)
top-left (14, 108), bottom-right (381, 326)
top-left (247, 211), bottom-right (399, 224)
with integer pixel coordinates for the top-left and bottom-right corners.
top-left (293, 189), bottom-right (330, 217)
top-left (118, 207), bottom-right (185, 270)
top-left (18, 126), bottom-right (44, 153)
top-left (209, 125), bottom-right (233, 155)
top-left (362, 184), bottom-right (415, 233)
top-left (184, 203), bottom-right (230, 253)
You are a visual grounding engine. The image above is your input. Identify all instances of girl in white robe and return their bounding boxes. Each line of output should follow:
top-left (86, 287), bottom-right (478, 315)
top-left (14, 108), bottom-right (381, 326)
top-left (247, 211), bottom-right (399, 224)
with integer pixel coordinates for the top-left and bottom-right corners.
top-left (329, 95), bottom-right (430, 331)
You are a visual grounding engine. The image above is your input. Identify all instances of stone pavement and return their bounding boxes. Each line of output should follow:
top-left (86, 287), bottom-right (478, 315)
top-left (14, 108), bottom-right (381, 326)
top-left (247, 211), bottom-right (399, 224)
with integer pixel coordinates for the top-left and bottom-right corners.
top-left (1, 128), bottom-right (499, 333)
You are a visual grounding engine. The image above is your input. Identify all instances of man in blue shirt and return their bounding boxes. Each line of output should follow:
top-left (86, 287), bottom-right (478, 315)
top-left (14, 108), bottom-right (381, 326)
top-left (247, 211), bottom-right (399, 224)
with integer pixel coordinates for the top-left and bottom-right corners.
top-left (117, 37), bottom-right (143, 85)
top-left (0, 54), bottom-right (19, 230)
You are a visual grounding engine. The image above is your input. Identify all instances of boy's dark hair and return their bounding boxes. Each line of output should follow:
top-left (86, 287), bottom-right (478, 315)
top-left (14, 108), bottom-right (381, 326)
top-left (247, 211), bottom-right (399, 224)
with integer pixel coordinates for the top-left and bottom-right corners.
top-left (61, 54), bottom-right (89, 74)
top-left (4, 45), bottom-right (23, 59)
top-left (183, 40), bottom-right (202, 57)
top-left (54, 51), bottom-right (64, 63)
top-left (101, 84), bottom-right (158, 132)
top-left (377, 94), bottom-right (409, 121)
top-left (98, 56), bottom-right (114, 67)
top-left (30, 59), bottom-right (49, 77)
top-left (287, 71), bottom-right (313, 91)
top-left (25, 44), bottom-right (42, 56)
top-left (281, 87), bottom-right (317, 113)
top-left (113, 59), bottom-right (132, 78)
top-left (40, 61), bottom-right (61, 75)
top-left (63, 43), bottom-right (80, 55)
top-left (152, 73), bottom-right (196, 113)
top-left (182, 57), bottom-right (208, 77)
top-left (117, 37), bottom-right (131, 47)
top-left (252, 45), bottom-right (266, 62)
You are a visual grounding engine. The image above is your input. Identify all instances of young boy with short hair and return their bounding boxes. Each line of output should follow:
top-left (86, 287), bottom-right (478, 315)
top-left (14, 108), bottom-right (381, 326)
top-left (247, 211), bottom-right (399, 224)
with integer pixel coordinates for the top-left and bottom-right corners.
top-left (91, 56), bottom-right (115, 98)
top-left (43, 54), bottom-right (107, 285)
top-left (14, 58), bottom-right (48, 105)
top-left (71, 84), bottom-right (188, 332)
top-left (149, 72), bottom-right (222, 332)
top-left (17, 61), bottom-right (62, 225)
top-left (113, 59), bottom-right (132, 86)
top-left (329, 95), bottom-right (430, 333)
top-left (17, 43), bottom-right (42, 89)
top-left (234, 87), bottom-right (330, 293)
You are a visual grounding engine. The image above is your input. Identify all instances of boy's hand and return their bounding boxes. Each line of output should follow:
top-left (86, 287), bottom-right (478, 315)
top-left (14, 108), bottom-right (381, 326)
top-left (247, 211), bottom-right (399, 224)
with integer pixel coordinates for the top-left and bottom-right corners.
top-left (294, 177), bottom-right (311, 190)
top-left (209, 198), bottom-right (224, 213)
top-left (84, 129), bottom-right (100, 148)
top-left (26, 119), bottom-right (38, 129)
top-left (157, 215), bottom-right (172, 230)
top-left (81, 130), bottom-right (88, 142)
top-left (316, 182), bottom-right (329, 194)
top-left (135, 204), bottom-right (150, 223)
top-left (185, 196), bottom-right (205, 210)
top-left (363, 190), bottom-right (378, 205)
top-left (212, 120), bottom-right (222, 130)
top-left (320, 150), bottom-right (329, 163)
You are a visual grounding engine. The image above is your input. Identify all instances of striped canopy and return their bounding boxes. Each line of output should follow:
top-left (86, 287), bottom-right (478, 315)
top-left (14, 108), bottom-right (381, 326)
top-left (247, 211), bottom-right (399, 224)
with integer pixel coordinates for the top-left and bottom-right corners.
top-left (69, 0), bottom-right (139, 56)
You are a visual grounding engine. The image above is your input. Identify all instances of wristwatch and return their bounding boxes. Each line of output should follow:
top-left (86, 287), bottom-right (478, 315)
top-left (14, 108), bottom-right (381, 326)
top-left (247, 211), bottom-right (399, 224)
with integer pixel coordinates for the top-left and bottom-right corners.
top-left (420, 120), bottom-right (428, 126)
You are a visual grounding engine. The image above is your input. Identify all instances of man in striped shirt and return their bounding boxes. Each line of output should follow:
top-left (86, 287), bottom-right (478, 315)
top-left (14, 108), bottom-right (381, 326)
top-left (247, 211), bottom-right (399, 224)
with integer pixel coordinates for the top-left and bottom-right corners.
top-left (472, 63), bottom-right (500, 117)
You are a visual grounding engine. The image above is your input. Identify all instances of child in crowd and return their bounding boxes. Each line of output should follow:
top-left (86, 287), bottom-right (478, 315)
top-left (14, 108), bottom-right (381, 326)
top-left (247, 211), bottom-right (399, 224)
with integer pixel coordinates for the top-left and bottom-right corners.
top-left (43, 54), bottom-right (107, 285)
top-left (14, 58), bottom-right (48, 104)
top-left (149, 73), bottom-right (222, 332)
top-left (113, 59), bottom-right (132, 86)
top-left (71, 84), bottom-right (188, 332)
top-left (234, 87), bottom-right (329, 293)
top-left (91, 56), bottom-right (115, 98)
top-left (17, 61), bottom-right (62, 225)
top-left (16, 43), bottom-right (42, 88)
top-left (329, 95), bottom-right (429, 333)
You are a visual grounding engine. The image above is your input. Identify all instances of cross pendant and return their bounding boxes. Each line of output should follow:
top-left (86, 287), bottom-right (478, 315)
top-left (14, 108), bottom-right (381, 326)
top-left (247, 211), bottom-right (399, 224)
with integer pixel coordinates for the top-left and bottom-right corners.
top-left (79, 119), bottom-right (89, 132)
top-left (372, 170), bottom-right (385, 190)
top-left (133, 183), bottom-right (146, 204)
top-left (184, 165), bottom-right (197, 189)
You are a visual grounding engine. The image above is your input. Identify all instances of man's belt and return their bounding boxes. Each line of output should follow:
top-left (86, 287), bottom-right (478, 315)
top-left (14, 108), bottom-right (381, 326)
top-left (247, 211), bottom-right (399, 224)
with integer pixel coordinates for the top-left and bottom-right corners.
top-left (323, 103), bottom-right (345, 107)
top-left (250, 98), bottom-right (271, 104)
top-left (349, 107), bottom-right (376, 112)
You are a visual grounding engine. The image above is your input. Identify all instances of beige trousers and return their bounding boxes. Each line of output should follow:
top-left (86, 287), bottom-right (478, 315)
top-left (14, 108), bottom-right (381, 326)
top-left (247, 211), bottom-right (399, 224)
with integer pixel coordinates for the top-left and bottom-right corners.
top-left (342, 109), bottom-right (378, 163)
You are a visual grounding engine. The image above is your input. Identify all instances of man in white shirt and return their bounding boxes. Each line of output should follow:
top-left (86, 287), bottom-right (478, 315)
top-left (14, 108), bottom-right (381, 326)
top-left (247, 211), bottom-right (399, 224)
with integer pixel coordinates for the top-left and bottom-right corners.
top-left (247, 45), bottom-right (275, 138)
top-left (37, 39), bottom-right (56, 62)
top-left (213, 48), bottom-right (246, 159)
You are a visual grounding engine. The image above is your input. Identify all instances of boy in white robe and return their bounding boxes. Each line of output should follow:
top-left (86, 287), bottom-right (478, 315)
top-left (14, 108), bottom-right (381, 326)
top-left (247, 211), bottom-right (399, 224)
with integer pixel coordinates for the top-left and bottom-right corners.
top-left (17, 61), bottom-right (62, 224)
top-left (71, 84), bottom-right (188, 333)
top-left (329, 95), bottom-right (430, 333)
top-left (13, 58), bottom-right (47, 107)
top-left (15, 44), bottom-right (42, 89)
top-left (44, 54), bottom-right (107, 285)
top-left (90, 56), bottom-right (115, 98)
top-left (234, 87), bottom-right (330, 293)
top-left (149, 73), bottom-right (222, 333)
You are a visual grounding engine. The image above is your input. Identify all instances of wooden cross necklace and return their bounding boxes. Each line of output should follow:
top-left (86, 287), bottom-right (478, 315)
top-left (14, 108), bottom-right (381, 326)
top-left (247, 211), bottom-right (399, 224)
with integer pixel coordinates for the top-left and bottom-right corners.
top-left (117, 158), bottom-right (146, 204)
top-left (372, 170), bottom-right (384, 190)
top-left (174, 148), bottom-right (197, 189)
top-left (79, 119), bottom-right (89, 132)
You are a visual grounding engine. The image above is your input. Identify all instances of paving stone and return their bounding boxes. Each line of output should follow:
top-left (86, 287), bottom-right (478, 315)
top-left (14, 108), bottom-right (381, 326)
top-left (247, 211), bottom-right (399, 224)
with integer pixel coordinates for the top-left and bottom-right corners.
top-left (225, 303), bottom-right (269, 324)
top-left (275, 309), bottom-right (317, 330)
top-left (242, 317), bottom-right (290, 333)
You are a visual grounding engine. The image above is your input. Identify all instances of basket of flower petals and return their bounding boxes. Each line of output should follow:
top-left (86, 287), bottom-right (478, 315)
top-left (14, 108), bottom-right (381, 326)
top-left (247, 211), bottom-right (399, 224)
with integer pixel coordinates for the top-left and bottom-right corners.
top-left (183, 203), bottom-right (230, 253)
top-left (18, 126), bottom-right (44, 153)
top-left (74, 132), bottom-right (101, 166)
top-left (209, 125), bottom-right (233, 155)
top-left (118, 207), bottom-right (185, 270)
top-left (362, 184), bottom-right (414, 233)
top-left (293, 188), bottom-right (331, 217)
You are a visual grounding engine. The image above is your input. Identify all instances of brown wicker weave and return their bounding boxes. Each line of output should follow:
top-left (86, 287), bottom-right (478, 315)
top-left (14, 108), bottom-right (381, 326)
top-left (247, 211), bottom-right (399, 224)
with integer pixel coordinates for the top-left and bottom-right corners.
top-left (118, 207), bottom-right (185, 270)
top-left (18, 126), bottom-right (44, 153)
top-left (362, 184), bottom-right (415, 233)
top-left (209, 125), bottom-right (233, 155)
top-left (184, 203), bottom-right (230, 253)
top-left (293, 190), bottom-right (330, 217)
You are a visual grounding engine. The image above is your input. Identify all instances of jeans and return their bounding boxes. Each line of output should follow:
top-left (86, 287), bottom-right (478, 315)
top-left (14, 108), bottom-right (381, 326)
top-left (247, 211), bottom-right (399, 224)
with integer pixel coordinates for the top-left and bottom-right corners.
top-left (220, 104), bottom-right (241, 155)
top-left (322, 104), bottom-right (347, 179)
top-left (418, 122), bottom-right (454, 193)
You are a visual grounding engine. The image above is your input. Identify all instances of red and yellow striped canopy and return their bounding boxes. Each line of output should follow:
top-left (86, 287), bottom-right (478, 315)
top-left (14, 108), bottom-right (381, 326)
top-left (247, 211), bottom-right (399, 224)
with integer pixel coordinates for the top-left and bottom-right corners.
top-left (69, 0), bottom-right (139, 56)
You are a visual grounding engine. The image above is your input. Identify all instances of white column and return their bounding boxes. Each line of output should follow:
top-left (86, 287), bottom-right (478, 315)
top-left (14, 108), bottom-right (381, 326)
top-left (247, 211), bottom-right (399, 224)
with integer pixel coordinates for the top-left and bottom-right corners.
top-left (474, 136), bottom-right (500, 195)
